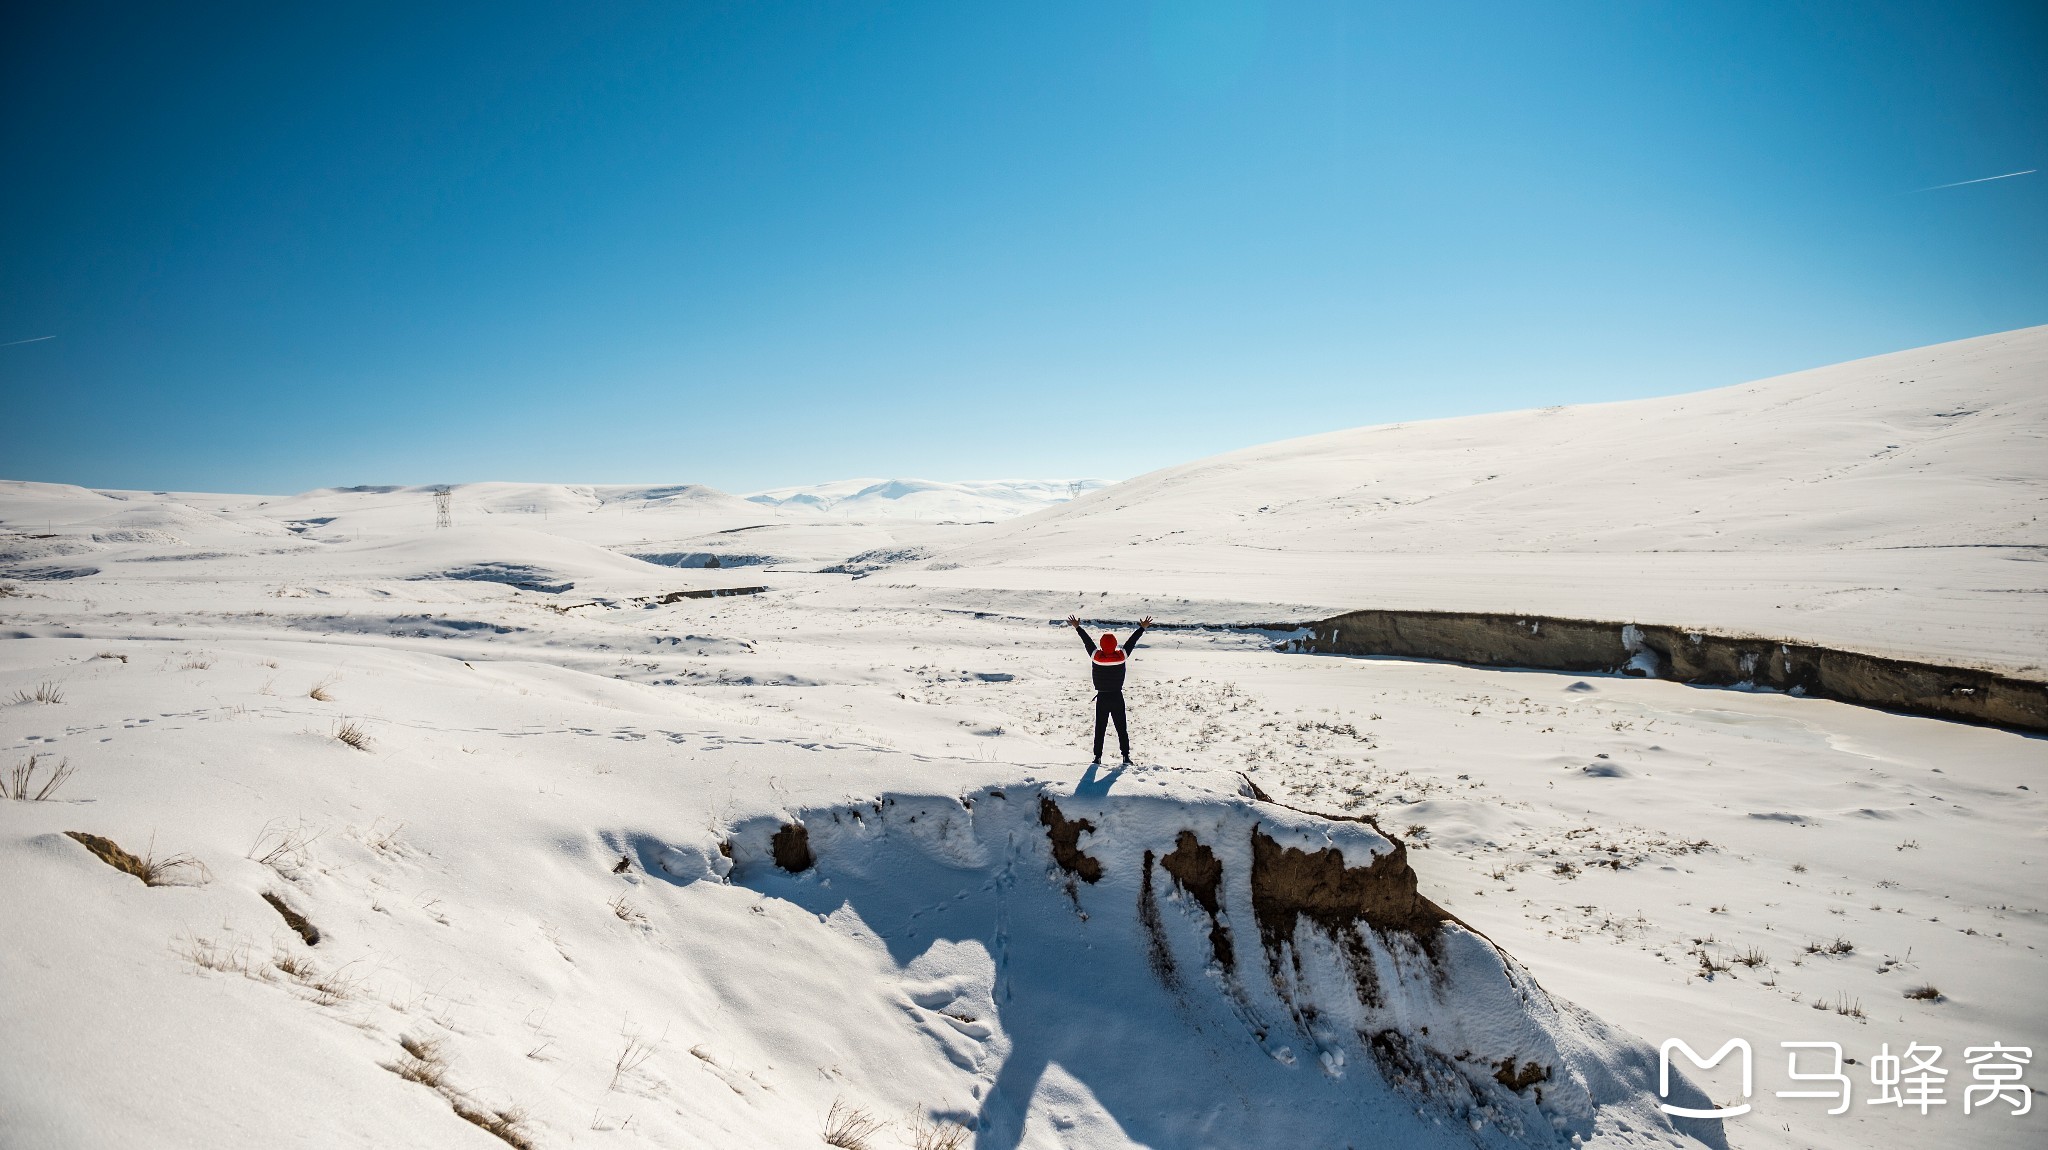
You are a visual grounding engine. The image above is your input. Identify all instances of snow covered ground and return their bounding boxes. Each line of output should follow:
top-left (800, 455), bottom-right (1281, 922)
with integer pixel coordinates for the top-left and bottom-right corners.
top-left (2, 328), bottom-right (2043, 1150)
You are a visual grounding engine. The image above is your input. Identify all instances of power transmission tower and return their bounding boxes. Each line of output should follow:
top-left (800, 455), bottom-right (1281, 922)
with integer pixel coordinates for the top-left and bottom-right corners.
top-left (433, 486), bottom-right (453, 529)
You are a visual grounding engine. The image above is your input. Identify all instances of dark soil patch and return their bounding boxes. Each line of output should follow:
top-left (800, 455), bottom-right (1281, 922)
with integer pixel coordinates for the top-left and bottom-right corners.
top-left (1037, 795), bottom-right (1102, 883)
top-left (1494, 1057), bottom-right (1549, 1092)
top-left (771, 823), bottom-right (814, 873)
top-left (1160, 831), bottom-right (1234, 972)
top-left (263, 891), bottom-right (320, 946)
top-left (1249, 829), bottom-right (1451, 945)
top-left (1248, 828), bottom-right (1455, 1012)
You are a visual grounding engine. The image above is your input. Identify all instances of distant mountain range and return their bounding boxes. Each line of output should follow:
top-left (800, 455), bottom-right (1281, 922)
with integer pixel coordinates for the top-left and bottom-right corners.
top-left (744, 477), bottom-right (1111, 520)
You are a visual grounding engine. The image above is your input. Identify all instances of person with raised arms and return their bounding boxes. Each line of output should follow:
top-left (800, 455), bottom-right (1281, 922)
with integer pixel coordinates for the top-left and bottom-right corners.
top-left (1066, 613), bottom-right (1153, 767)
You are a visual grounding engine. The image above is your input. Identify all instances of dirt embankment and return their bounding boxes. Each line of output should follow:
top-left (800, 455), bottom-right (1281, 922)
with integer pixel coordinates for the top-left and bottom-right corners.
top-left (1302, 609), bottom-right (2048, 733)
top-left (1247, 830), bottom-right (1452, 947)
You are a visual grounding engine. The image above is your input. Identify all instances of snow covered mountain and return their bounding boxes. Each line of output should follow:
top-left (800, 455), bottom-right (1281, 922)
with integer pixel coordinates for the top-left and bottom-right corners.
top-left (745, 478), bottom-right (1111, 520)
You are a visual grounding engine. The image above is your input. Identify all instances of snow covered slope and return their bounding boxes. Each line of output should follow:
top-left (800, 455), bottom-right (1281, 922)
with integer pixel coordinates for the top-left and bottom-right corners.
top-left (747, 478), bottom-right (1110, 521)
top-left (3, 596), bottom-right (2040, 1150)
top-left (898, 327), bottom-right (2048, 673)
top-left (3, 329), bottom-right (2044, 1150)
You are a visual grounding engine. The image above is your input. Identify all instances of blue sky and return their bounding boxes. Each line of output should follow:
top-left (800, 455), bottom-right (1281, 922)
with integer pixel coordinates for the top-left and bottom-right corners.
top-left (3, 1), bottom-right (2042, 494)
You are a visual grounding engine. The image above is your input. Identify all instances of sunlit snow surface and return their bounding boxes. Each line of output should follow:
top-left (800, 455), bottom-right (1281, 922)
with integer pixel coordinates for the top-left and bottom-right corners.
top-left (1, 327), bottom-right (2043, 1149)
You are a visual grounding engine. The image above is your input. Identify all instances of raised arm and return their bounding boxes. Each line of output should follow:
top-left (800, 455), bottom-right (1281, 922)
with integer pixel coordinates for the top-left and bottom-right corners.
top-left (1124, 615), bottom-right (1154, 650)
top-left (1067, 615), bottom-right (1095, 652)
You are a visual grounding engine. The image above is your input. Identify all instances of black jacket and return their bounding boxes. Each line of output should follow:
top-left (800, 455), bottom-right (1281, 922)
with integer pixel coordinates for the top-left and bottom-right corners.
top-left (1074, 621), bottom-right (1145, 694)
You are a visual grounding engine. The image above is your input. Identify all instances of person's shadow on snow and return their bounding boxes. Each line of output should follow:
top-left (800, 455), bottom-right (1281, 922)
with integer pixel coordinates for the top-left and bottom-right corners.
top-left (732, 817), bottom-right (1155, 1148)
top-left (1071, 762), bottom-right (1124, 797)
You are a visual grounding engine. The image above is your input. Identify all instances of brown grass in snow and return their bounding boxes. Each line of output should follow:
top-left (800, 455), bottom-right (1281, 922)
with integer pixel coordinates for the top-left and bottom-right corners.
top-left (333, 719), bottom-right (372, 751)
top-left (65, 830), bottom-right (208, 886)
top-left (5, 754), bottom-right (75, 800)
top-left (822, 1098), bottom-right (888, 1149)
top-left (12, 681), bottom-right (65, 705)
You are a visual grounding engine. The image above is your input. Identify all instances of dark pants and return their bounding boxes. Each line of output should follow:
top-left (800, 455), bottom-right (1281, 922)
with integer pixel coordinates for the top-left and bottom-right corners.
top-left (1093, 692), bottom-right (1129, 761)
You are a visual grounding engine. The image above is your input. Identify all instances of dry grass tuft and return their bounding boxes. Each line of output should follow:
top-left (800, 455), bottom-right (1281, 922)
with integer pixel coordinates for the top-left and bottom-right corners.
top-left (608, 893), bottom-right (648, 925)
top-left (1734, 947), bottom-right (1769, 969)
top-left (359, 819), bottom-right (408, 856)
top-left (451, 1100), bottom-right (534, 1150)
top-left (12, 681), bottom-right (65, 705)
top-left (609, 1030), bottom-right (660, 1091)
top-left (333, 719), bottom-right (372, 751)
top-left (272, 948), bottom-right (361, 1005)
top-left (1904, 984), bottom-right (1943, 1001)
top-left (65, 830), bottom-right (209, 886)
top-left (305, 963), bottom-right (362, 1007)
top-left (391, 1035), bottom-right (447, 1087)
top-left (385, 1034), bottom-right (534, 1148)
top-left (179, 931), bottom-right (254, 975)
top-left (0, 583), bottom-right (19, 597)
top-left (1804, 936), bottom-right (1855, 956)
top-left (343, 819), bottom-right (412, 864)
top-left (5, 754), bottom-right (76, 801)
top-left (309, 675), bottom-right (338, 702)
top-left (180, 657), bottom-right (213, 671)
top-left (249, 817), bottom-right (324, 875)
top-left (907, 1109), bottom-right (972, 1150)
top-left (822, 1098), bottom-right (888, 1149)
top-left (95, 651), bottom-right (129, 663)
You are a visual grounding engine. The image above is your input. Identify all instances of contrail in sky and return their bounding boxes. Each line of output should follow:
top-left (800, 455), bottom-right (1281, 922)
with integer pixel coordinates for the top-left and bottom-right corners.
top-left (1914, 169), bottom-right (2035, 192)
top-left (1, 335), bottom-right (55, 347)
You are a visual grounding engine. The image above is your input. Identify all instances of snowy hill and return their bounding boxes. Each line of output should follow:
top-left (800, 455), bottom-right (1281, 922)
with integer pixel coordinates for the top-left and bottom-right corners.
top-left (746, 478), bottom-right (1111, 521)
top-left (3, 330), bottom-right (2045, 1150)
top-left (899, 327), bottom-right (2048, 673)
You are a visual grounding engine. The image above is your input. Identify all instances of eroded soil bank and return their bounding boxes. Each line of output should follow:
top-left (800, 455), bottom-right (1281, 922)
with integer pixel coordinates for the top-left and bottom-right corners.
top-left (1301, 608), bottom-right (2048, 732)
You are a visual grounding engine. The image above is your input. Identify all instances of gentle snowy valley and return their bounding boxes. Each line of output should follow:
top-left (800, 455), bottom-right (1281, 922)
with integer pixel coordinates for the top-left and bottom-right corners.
top-left (3, 329), bottom-right (2043, 1150)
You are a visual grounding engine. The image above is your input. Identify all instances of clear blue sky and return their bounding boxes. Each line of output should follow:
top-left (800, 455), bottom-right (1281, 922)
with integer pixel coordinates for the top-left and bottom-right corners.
top-left (3, 1), bottom-right (2042, 495)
